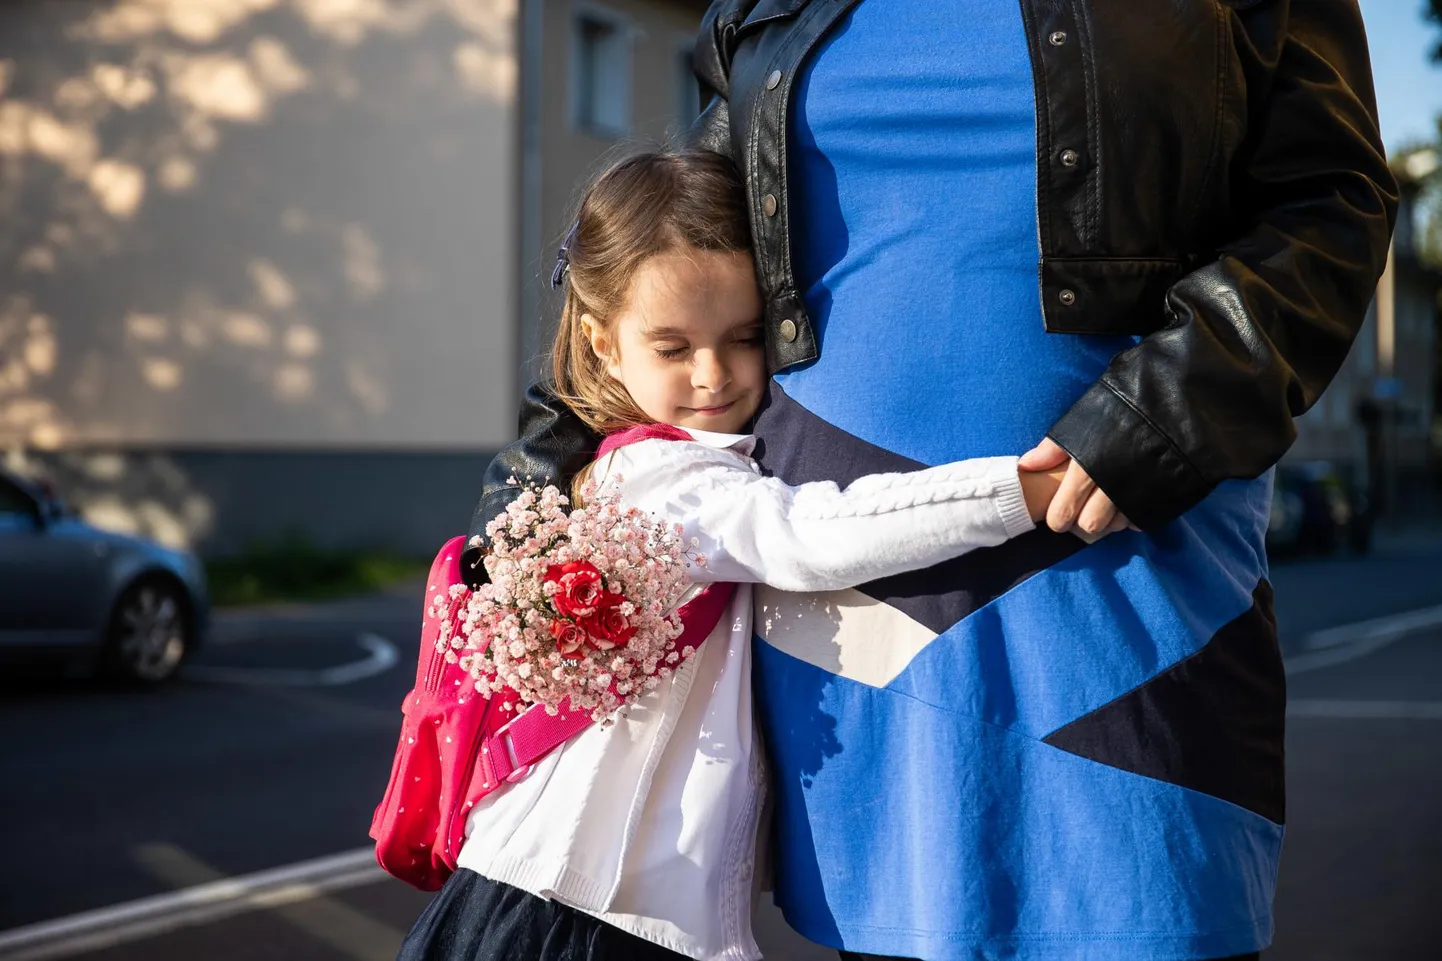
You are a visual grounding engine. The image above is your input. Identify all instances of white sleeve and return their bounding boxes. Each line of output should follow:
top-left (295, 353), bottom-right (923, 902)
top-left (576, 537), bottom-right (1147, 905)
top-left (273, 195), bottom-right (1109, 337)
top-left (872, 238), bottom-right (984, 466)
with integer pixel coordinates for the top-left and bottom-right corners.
top-left (602, 440), bottom-right (1035, 592)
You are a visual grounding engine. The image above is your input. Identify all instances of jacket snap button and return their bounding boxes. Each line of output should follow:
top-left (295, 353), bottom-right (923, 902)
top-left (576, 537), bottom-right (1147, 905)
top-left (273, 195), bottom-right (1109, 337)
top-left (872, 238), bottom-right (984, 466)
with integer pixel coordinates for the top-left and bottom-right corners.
top-left (1048, 31), bottom-right (1067, 46)
top-left (779, 318), bottom-right (798, 342)
top-left (763, 193), bottom-right (778, 217)
top-left (765, 69), bottom-right (782, 90)
top-left (1060, 149), bottom-right (1079, 167)
top-left (1059, 288), bottom-right (1077, 306)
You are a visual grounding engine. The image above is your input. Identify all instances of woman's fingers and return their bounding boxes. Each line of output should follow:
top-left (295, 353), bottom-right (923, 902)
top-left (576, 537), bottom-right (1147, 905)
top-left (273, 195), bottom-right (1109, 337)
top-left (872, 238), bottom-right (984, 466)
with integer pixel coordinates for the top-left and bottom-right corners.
top-left (1076, 487), bottom-right (1119, 536)
top-left (1045, 460), bottom-right (1097, 533)
top-left (1019, 437), bottom-right (1070, 472)
top-left (1103, 512), bottom-right (1132, 536)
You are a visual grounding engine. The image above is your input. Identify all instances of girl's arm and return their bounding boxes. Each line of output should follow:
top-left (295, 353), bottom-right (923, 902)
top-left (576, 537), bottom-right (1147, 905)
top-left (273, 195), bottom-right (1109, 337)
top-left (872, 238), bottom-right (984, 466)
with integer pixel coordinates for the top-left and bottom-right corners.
top-left (606, 441), bottom-right (1057, 592)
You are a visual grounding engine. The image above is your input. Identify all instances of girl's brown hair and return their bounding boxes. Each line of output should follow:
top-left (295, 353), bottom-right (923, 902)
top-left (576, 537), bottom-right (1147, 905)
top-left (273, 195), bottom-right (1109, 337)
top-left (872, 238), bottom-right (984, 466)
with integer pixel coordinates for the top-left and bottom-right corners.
top-left (550, 149), bottom-right (752, 501)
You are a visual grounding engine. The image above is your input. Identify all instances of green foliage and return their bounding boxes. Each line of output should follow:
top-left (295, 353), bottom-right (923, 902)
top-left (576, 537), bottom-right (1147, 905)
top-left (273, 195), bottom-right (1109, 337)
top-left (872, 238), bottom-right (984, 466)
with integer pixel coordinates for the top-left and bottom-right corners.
top-left (1429, 0), bottom-right (1442, 62)
top-left (205, 533), bottom-right (426, 607)
top-left (1420, 174), bottom-right (1442, 271)
top-left (1407, 0), bottom-right (1441, 265)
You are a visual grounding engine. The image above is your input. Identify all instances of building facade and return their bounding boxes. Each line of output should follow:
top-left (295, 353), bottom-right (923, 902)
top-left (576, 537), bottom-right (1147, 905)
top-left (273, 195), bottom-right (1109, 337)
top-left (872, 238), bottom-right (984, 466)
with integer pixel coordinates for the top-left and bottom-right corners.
top-left (1287, 161), bottom-right (1441, 519)
top-left (3, 0), bottom-right (1433, 555)
top-left (0, 0), bottom-right (707, 556)
top-left (519, 0), bottom-right (711, 381)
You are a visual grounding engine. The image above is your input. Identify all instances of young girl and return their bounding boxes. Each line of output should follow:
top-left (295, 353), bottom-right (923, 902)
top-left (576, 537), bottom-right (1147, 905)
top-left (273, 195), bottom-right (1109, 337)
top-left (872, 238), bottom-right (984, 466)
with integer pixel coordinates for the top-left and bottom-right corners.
top-left (396, 150), bottom-right (1064, 961)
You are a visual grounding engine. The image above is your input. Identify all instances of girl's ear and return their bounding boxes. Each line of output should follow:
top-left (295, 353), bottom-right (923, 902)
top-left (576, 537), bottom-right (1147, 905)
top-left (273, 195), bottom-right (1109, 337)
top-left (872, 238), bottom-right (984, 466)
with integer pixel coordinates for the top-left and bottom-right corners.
top-left (581, 313), bottom-right (623, 381)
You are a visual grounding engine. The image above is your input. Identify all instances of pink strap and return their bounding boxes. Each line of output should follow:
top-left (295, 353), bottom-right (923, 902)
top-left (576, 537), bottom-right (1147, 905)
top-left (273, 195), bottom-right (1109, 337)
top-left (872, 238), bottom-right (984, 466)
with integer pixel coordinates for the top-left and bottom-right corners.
top-left (475, 581), bottom-right (734, 790)
top-left (469, 422), bottom-right (724, 796)
top-left (596, 424), bottom-right (693, 459)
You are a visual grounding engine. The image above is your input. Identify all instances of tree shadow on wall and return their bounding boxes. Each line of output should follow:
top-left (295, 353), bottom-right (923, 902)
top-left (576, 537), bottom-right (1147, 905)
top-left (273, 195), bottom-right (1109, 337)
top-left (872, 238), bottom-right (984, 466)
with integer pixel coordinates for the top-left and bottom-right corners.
top-left (0, 0), bottom-right (517, 448)
top-left (0, 0), bottom-right (519, 546)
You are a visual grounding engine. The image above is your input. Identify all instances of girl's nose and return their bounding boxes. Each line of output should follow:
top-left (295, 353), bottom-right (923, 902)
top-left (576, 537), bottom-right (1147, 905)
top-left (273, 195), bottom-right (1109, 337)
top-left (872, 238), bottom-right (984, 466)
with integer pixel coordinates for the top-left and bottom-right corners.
top-left (691, 350), bottom-right (731, 392)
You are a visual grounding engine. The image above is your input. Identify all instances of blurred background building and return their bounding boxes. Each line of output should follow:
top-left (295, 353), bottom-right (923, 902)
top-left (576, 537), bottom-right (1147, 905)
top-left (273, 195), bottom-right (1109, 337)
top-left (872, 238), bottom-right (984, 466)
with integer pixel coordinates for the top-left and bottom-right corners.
top-left (1287, 145), bottom-right (1442, 522)
top-left (0, 0), bottom-right (707, 559)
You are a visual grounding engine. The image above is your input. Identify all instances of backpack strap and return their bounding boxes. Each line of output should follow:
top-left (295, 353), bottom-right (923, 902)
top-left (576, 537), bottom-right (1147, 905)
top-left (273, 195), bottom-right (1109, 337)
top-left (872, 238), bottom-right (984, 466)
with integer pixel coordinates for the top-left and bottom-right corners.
top-left (476, 581), bottom-right (732, 790)
top-left (466, 422), bottom-right (734, 797)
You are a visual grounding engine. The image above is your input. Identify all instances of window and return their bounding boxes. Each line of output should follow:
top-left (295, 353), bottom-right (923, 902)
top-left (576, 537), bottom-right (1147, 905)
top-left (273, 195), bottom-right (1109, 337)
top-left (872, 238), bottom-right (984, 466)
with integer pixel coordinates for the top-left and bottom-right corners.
top-left (677, 44), bottom-right (701, 126)
top-left (573, 6), bottom-right (631, 137)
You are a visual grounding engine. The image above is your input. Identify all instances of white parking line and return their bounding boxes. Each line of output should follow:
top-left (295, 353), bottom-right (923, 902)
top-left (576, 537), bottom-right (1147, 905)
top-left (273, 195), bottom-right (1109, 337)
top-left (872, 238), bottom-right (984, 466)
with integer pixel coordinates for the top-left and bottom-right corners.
top-left (1285, 603), bottom-right (1442, 676)
top-left (184, 633), bottom-right (399, 687)
top-left (0, 848), bottom-right (386, 961)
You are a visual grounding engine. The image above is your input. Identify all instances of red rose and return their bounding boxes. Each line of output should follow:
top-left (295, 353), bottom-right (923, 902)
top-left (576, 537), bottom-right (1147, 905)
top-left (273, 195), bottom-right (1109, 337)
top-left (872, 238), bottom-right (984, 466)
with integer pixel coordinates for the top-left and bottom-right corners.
top-left (580, 605), bottom-right (636, 650)
top-left (545, 561), bottom-right (606, 618)
top-left (548, 618), bottom-right (586, 659)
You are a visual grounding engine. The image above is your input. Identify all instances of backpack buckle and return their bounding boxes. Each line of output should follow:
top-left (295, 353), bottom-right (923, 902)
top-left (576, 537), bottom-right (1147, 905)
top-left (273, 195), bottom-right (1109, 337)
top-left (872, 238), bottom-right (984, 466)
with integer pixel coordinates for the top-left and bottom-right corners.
top-left (490, 711), bottom-right (535, 784)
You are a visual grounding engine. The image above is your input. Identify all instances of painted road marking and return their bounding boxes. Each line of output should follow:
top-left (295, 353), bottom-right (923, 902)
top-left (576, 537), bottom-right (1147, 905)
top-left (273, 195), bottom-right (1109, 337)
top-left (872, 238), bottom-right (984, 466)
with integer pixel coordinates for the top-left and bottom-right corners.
top-left (1286, 603), bottom-right (1442, 676)
top-left (133, 843), bottom-right (403, 961)
top-left (0, 846), bottom-right (387, 961)
top-left (183, 632), bottom-right (398, 687)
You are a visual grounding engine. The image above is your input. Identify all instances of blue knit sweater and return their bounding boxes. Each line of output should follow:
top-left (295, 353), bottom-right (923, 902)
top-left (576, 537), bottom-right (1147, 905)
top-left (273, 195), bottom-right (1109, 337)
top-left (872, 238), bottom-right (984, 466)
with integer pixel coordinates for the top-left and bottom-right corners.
top-left (750, 3), bottom-right (1284, 958)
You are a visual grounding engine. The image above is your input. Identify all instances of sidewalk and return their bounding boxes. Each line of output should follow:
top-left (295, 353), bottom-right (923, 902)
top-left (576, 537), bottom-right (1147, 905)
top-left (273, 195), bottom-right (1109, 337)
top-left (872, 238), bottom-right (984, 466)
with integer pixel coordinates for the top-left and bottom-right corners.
top-left (210, 577), bottom-right (427, 645)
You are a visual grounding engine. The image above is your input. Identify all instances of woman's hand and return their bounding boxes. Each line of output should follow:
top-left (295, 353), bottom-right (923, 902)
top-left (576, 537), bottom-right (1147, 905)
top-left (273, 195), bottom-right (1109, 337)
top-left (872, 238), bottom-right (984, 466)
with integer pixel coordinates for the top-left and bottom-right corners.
top-left (1019, 438), bottom-right (1134, 539)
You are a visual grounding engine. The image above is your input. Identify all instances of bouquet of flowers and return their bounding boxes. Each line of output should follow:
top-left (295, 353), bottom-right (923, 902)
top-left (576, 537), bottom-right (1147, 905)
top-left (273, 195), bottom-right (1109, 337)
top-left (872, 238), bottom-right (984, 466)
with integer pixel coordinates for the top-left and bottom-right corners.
top-left (431, 479), bottom-right (703, 723)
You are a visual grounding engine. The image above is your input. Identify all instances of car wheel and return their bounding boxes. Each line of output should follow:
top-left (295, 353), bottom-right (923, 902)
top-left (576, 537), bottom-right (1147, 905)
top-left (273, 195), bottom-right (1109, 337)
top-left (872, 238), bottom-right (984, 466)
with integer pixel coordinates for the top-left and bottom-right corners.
top-left (106, 579), bottom-right (191, 684)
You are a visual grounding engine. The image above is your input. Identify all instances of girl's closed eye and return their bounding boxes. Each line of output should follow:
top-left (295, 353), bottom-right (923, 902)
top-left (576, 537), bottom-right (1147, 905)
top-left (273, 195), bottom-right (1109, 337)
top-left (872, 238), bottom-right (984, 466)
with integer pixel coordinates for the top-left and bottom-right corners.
top-left (654, 342), bottom-right (689, 360)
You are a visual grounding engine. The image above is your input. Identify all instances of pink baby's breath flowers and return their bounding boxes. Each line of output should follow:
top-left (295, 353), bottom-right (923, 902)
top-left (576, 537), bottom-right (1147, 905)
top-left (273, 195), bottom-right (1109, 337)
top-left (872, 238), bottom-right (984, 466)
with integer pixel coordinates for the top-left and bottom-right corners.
top-left (434, 479), bottom-right (700, 723)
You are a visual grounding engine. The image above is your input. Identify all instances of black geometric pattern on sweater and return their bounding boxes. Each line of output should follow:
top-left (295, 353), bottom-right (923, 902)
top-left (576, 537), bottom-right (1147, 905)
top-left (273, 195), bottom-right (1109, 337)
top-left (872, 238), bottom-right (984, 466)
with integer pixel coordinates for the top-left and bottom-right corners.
top-left (1042, 581), bottom-right (1286, 824)
top-left (751, 382), bottom-right (1086, 636)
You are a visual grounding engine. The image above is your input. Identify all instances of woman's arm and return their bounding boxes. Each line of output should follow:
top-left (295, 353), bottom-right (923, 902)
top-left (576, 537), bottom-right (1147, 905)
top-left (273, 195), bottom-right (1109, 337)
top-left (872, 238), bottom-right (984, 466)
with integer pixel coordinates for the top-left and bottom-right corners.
top-left (609, 442), bottom-right (1050, 592)
top-left (1046, 0), bottom-right (1398, 531)
top-left (462, 383), bottom-right (600, 584)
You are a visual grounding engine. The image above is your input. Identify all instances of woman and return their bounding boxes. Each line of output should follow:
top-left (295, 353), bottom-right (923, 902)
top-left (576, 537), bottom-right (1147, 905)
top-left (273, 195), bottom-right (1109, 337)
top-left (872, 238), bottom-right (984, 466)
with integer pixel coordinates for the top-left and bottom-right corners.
top-left (468, 2), bottom-right (1397, 958)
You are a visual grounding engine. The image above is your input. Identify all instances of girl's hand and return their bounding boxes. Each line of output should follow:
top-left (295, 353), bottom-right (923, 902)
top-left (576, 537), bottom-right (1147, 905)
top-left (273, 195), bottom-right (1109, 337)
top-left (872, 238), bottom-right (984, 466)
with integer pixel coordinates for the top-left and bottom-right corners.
top-left (1020, 465), bottom-right (1069, 523)
top-left (1019, 438), bottom-right (1135, 538)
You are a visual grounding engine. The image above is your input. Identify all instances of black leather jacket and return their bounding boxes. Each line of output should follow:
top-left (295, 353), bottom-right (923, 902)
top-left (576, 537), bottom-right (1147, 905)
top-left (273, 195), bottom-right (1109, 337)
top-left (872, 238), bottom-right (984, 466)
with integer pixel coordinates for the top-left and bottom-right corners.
top-left (464, 0), bottom-right (1397, 577)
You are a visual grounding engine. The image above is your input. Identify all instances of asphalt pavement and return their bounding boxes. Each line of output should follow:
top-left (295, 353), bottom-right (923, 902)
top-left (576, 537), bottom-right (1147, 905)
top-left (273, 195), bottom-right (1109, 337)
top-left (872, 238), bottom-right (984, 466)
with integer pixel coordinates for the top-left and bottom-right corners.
top-left (3, 533), bottom-right (1442, 960)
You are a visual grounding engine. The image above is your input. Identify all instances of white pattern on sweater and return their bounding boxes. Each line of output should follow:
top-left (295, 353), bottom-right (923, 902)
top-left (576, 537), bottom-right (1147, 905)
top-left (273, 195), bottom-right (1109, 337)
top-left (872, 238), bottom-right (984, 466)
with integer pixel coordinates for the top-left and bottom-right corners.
top-left (454, 428), bottom-right (1035, 960)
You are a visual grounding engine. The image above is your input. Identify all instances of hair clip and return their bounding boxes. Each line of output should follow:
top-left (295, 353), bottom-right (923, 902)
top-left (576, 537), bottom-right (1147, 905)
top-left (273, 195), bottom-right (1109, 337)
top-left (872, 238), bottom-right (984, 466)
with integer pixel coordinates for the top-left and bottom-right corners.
top-left (550, 221), bottom-right (580, 290)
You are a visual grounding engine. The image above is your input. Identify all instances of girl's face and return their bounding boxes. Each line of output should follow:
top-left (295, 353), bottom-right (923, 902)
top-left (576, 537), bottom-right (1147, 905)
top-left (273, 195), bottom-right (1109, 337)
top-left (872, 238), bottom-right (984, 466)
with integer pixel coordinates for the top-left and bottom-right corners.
top-left (586, 247), bottom-right (765, 435)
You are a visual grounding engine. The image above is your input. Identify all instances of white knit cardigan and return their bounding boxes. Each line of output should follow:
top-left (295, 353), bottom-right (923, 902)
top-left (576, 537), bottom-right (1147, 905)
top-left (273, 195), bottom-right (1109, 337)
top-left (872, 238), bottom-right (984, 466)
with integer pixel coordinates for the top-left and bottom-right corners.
top-left (455, 428), bottom-right (1034, 961)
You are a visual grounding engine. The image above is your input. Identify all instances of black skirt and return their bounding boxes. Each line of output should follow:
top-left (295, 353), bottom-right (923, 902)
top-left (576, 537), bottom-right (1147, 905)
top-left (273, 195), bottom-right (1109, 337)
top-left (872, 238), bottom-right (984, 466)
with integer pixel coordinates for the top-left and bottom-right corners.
top-left (396, 868), bottom-right (691, 961)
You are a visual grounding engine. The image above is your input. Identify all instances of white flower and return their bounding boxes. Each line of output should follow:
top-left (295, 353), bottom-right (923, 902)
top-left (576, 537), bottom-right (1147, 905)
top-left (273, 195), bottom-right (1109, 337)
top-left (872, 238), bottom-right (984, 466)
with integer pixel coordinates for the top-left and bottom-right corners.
top-left (454, 480), bottom-right (699, 722)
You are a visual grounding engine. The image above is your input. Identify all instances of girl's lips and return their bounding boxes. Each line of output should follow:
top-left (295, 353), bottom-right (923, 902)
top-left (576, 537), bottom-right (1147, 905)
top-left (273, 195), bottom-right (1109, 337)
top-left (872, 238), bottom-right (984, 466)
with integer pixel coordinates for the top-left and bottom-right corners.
top-left (691, 401), bottom-right (735, 416)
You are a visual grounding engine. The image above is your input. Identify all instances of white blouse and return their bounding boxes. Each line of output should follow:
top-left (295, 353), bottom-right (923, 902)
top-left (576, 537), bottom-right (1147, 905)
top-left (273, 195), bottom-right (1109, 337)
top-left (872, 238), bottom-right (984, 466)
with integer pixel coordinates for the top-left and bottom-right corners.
top-left (455, 428), bottom-right (1034, 960)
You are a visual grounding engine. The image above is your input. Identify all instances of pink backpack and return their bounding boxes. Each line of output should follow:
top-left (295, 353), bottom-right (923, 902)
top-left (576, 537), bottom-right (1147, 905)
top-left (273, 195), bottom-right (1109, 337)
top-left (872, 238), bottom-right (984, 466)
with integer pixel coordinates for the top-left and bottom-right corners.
top-left (370, 425), bottom-right (735, 890)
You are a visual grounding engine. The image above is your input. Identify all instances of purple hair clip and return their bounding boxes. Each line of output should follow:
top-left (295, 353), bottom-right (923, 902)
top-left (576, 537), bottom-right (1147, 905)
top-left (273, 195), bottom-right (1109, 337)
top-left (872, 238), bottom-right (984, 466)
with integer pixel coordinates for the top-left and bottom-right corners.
top-left (549, 221), bottom-right (580, 290)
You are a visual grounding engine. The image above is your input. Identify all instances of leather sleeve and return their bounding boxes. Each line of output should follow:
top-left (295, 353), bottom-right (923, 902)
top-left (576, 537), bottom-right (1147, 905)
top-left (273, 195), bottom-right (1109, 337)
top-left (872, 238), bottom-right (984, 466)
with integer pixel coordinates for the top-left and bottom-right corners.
top-left (1047, 0), bottom-right (1399, 530)
top-left (461, 382), bottom-right (600, 585)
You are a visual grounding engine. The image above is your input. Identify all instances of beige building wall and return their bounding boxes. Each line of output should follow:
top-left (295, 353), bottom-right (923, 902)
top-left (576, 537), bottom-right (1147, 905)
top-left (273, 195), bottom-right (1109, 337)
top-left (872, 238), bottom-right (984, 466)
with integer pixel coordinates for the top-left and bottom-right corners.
top-left (0, 0), bottom-right (520, 451)
top-left (1292, 240), bottom-right (1438, 472)
top-left (521, 0), bottom-right (709, 377)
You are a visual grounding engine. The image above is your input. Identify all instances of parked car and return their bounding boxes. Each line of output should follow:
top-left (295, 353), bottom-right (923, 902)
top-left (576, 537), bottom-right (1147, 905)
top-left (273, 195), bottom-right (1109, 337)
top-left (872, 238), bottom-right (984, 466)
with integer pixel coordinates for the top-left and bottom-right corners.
top-left (1267, 460), bottom-right (1371, 558)
top-left (0, 467), bottom-right (209, 684)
